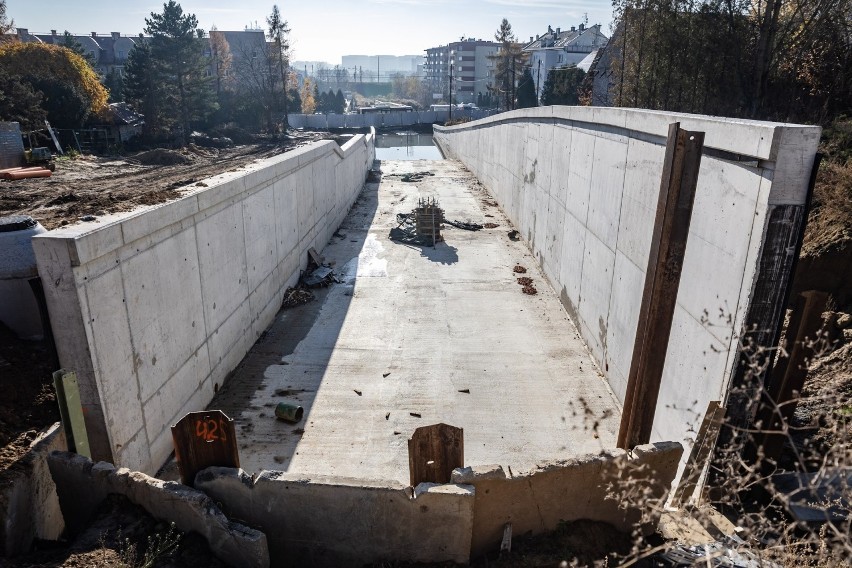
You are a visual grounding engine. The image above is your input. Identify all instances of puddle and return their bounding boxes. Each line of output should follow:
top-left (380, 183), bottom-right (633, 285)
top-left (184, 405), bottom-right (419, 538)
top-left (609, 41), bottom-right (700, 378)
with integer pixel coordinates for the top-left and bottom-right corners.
top-left (375, 132), bottom-right (443, 160)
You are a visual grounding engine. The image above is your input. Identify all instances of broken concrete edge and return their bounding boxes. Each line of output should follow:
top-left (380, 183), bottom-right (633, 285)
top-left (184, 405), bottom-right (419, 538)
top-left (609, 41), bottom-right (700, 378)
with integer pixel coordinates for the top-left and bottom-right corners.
top-left (450, 441), bottom-right (684, 559)
top-left (46, 451), bottom-right (269, 568)
top-left (195, 466), bottom-right (475, 566)
top-left (0, 422), bottom-right (66, 558)
top-left (192, 442), bottom-right (682, 565)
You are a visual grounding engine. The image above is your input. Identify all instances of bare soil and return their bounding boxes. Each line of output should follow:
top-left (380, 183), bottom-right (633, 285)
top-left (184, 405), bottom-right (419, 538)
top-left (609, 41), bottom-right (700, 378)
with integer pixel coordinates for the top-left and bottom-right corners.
top-left (0, 322), bottom-right (58, 473)
top-left (0, 133), bottom-right (329, 231)
top-left (7, 495), bottom-right (224, 568)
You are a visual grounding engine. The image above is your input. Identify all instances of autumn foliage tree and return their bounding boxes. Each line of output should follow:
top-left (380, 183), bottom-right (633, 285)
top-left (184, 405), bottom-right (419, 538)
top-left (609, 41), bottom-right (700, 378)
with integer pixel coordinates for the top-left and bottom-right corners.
top-left (0, 42), bottom-right (108, 128)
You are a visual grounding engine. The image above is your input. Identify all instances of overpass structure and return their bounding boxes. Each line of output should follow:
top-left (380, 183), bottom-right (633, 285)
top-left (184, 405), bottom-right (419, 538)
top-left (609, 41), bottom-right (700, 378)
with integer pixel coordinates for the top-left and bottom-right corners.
top-left (29, 108), bottom-right (820, 566)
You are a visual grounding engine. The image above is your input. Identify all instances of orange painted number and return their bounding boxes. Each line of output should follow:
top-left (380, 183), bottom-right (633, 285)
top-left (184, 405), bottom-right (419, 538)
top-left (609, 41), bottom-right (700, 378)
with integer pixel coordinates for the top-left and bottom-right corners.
top-left (195, 418), bottom-right (223, 442)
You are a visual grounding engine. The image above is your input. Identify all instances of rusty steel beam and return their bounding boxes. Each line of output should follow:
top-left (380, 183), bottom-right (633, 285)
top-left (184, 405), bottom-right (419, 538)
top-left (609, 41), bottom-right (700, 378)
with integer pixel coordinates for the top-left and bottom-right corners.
top-left (617, 123), bottom-right (705, 450)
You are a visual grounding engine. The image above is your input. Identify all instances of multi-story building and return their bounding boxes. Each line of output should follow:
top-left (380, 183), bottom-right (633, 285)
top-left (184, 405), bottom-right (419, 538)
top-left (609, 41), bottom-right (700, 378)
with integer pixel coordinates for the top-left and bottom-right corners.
top-left (522, 23), bottom-right (609, 102)
top-left (15, 28), bottom-right (140, 78)
top-left (424, 38), bottom-right (498, 105)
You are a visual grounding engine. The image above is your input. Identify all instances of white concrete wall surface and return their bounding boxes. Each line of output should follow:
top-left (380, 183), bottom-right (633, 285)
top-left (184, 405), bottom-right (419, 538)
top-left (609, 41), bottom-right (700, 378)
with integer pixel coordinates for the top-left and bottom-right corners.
top-left (32, 132), bottom-right (376, 473)
top-left (195, 468), bottom-right (475, 566)
top-left (451, 441), bottom-right (682, 557)
top-left (434, 107), bottom-right (820, 455)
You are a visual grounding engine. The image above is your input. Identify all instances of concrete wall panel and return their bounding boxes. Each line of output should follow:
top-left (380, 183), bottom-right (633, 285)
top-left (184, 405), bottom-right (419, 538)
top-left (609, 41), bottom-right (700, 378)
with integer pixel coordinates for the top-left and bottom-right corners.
top-left (435, 108), bottom-right (819, 476)
top-left (33, 131), bottom-right (376, 473)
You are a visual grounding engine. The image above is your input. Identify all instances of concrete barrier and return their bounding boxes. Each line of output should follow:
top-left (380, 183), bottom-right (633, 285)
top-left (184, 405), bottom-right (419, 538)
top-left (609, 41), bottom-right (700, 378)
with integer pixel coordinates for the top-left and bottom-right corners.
top-left (194, 441), bottom-right (681, 565)
top-left (195, 469), bottom-right (475, 566)
top-left (0, 423), bottom-right (66, 557)
top-left (434, 107), bottom-right (820, 465)
top-left (48, 451), bottom-right (269, 568)
top-left (451, 441), bottom-right (682, 557)
top-left (32, 131), bottom-right (375, 473)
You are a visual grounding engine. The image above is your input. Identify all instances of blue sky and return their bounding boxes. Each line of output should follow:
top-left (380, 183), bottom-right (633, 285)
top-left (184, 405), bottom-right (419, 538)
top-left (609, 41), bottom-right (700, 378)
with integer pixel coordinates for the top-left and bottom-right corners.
top-left (6, 1), bottom-right (615, 63)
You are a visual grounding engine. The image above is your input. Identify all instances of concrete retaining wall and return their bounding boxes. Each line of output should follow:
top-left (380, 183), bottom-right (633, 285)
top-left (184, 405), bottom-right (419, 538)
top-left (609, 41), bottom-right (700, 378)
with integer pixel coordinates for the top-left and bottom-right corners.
top-left (0, 423), bottom-right (66, 557)
top-left (289, 109), bottom-right (497, 130)
top-left (452, 442), bottom-right (682, 558)
top-left (196, 469), bottom-right (475, 566)
top-left (32, 131), bottom-right (376, 473)
top-left (48, 451), bottom-right (268, 568)
top-left (434, 107), bottom-right (820, 457)
top-left (195, 441), bottom-right (681, 565)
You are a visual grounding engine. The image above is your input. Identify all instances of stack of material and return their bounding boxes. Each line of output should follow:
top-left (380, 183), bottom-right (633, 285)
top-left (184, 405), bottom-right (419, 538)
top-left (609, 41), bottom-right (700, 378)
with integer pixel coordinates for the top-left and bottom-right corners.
top-left (0, 166), bottom-right (52, 180)
top-left (414, 197), bottom-right (443, 246)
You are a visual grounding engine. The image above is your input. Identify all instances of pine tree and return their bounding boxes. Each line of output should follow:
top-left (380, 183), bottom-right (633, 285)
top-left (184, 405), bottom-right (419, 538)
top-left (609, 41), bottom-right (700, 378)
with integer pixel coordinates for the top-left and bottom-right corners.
top-left (516, 68), bottom-right (537, 108)
top-left (313, 83), bottom-right (321, 113)
top-left (144, 1), bottom-right (215, 143)
top-left (267, 5), bottom-right (291, 128)
top-left (124, 41), bottom-right (168, 140)
top-left (541, 66), bottom-right (585, 106)
top-left (0, 0), bottom-right (14, 37)
top-left (61, 31), bottom-right (94, 65)
top-left (335, 89), bottom-right (345, 114)
top-left (489, 19), bottom-right (528, 110)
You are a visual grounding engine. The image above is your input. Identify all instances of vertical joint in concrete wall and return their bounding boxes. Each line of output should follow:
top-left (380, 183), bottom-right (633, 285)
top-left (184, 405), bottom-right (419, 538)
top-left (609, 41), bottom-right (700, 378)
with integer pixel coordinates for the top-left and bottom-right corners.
top-left (618, 123), bottom-right (705, 450)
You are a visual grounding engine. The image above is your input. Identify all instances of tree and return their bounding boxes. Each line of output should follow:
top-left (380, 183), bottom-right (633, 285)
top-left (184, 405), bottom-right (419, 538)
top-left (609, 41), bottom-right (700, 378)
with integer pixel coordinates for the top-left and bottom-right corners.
top-left (608, 0), bottom-right (852, 124)
top-left (0, 42), bottom-right (108, 127)
top-left (124, 42), bottom-right (169, 140)
top-left (267, 5), bottom-right (291, 128)
top-left (0, 0), bottom-right (14, 38)
top-left (301, 77), bottom-right (316, 113)
top-left (61, 31), bottom-right (95, 66)
top-left (335, 89), bottom-right (345, 114)
top-left (541, 65), bottom-right (585, 106)
top-left (0, 74), bottom-right (46, 128)
top-left (103, 68), bottom-right (124, 103)
top-left (516, 68), bottom-right (537, 108)
top-left (489, 18), bottom-right (528, 110)
top-left (209, 27), bottom-right (232, 96)
top-left (145, 1), bottom-right (215, 143)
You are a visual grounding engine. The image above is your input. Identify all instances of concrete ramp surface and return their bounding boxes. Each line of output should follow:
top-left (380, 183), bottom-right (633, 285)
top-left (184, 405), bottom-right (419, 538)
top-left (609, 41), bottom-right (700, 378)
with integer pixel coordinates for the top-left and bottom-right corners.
top-left (213, 159), bottom-right (622, 482)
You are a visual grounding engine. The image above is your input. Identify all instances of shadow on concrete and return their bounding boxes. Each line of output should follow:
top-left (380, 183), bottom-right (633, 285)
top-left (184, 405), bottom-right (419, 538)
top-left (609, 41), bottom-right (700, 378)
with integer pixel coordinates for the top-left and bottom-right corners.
top-left (420, 242), bottom-right (458, 265)
top-left (199, 179), bottom-right (382, 475)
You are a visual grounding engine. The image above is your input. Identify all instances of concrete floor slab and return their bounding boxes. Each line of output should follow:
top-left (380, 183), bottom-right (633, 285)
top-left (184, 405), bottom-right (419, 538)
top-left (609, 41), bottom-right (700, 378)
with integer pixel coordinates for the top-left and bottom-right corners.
top-left (209, 159), bottom-right (622, 484)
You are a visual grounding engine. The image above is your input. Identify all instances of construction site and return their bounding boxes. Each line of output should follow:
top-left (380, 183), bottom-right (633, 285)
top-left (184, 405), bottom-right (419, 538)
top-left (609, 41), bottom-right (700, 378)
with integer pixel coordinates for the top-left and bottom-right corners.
top-left (0, 106), bottom-right (849, 567)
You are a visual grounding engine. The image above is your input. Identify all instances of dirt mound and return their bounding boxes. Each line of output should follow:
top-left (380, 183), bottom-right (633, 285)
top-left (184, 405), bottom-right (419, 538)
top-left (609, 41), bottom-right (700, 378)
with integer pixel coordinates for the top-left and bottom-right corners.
top-left (133, 148), bottom-right (195, 166)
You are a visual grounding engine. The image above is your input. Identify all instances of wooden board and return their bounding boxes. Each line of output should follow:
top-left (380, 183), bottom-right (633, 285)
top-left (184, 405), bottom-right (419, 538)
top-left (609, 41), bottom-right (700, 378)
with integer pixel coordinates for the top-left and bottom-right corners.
top-left (408, 423), bottom-right (463, 486)
top-left (52, 369), bottom-right (91, 459)
top-left (171, 410), bottom-right (239, 486)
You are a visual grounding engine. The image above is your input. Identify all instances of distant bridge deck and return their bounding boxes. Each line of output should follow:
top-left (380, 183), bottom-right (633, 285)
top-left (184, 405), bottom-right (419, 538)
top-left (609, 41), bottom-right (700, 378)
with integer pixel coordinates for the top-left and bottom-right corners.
top-left (211, 158), bottom-right (622, 484)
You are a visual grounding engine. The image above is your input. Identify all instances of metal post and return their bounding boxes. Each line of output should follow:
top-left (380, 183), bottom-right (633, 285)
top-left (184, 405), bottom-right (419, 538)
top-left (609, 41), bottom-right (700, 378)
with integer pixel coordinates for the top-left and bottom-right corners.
top-left (536, 59), bottom-right (542, 105)
top-left (617, 123), bottom-right (705, 449)
top-left (449, 51), bottom-right (453, 121)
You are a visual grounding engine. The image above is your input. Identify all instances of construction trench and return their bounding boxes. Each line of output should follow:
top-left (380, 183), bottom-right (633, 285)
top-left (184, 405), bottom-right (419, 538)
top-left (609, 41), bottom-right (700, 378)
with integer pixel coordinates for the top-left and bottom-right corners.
top-left (2, 108), bottom-right (821, 566)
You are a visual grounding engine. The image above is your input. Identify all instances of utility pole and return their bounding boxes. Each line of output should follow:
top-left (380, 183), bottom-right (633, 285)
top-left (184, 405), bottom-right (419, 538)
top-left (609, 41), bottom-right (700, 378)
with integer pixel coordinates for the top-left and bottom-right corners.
top-left (377, 56), bottom-right (380, 83)
top-left (511, 58), bottom-right (516, 110)
top-left (536, 59), bottom-right (541, 105)
top-left (449, 52), bottom-right (453, 121)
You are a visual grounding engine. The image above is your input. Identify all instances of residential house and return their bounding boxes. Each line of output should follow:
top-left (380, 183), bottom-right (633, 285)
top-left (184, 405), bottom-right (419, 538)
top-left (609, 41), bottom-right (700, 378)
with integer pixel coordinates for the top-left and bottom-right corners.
top-left (522, 23), bottom-right (609, 102)
top-left (15, 28), bottom-right (140, 78)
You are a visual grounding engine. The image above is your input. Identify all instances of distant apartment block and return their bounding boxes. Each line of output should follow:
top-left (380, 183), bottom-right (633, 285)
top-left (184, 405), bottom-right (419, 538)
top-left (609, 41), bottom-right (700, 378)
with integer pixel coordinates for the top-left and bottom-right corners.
top-left (522, 24), bottom-right (609, 101)
top-left (424, 38), bottom-right (498, 104)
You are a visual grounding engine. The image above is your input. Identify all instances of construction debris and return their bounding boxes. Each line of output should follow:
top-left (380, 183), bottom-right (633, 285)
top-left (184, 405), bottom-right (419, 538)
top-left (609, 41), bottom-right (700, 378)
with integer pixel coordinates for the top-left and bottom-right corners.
top-left (513, 265), bottom-right (527, 274)
top-left (0, 166), bottom-right (52, 180)
top-left (445, 219), bottom-right (483, 231)
top-left (399, 171), bottom-right (434, 183)
top-left (390, 197), bottom-right (445, 246)
top-left (281, 287), bottom-right (314, 309)
top-left (302, 265), bottom-right (335, 288)
top-left (507, 230), bottom-right (520, 241)
top-left (483, 223), bottom-right (499, 229)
